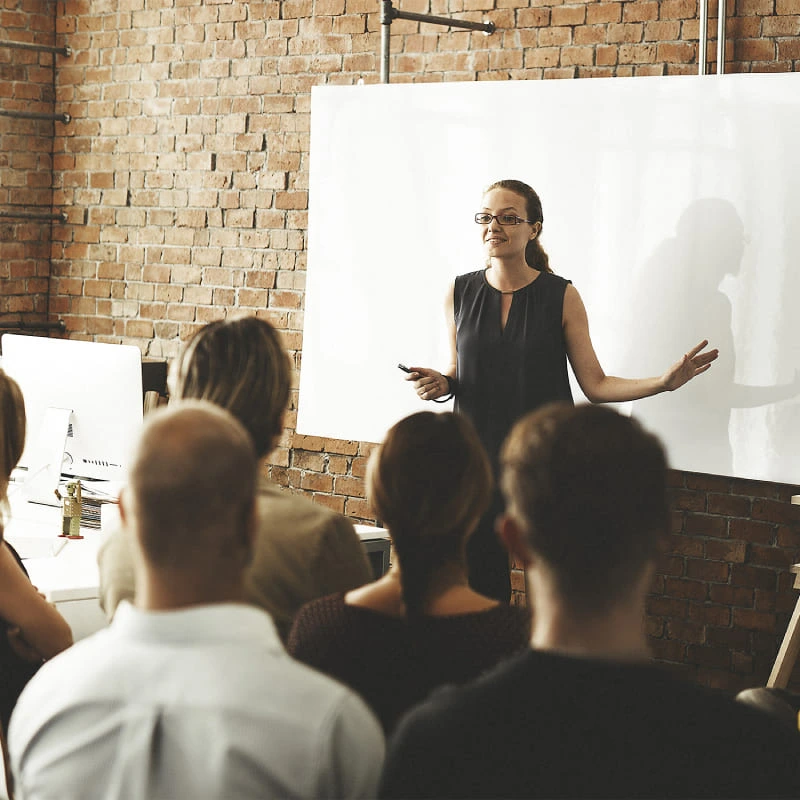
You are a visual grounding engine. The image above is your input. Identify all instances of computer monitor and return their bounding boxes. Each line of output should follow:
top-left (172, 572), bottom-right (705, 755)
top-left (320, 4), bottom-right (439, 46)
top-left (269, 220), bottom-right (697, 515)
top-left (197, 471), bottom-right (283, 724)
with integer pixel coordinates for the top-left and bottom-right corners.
top-left (1, 335), bottom-right (143, 489)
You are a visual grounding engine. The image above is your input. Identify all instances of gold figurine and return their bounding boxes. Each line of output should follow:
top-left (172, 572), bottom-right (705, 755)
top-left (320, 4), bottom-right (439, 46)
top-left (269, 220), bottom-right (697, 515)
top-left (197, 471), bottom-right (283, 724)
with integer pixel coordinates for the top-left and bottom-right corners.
top-left (58, 480), bottom-right (83, 539)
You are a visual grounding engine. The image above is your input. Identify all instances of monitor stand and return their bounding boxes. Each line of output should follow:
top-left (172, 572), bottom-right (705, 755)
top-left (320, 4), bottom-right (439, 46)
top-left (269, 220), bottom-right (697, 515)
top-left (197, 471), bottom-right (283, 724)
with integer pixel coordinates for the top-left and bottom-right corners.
top-left (23, 406), bottom-right (72, 507)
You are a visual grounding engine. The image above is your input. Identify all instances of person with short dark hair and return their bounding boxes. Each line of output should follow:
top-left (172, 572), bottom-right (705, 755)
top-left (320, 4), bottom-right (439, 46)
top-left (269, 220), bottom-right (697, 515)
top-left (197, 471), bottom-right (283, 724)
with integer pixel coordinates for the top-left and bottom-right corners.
top-left (381, 404), bottom-right (800, 799)
top-left (10, 402), bottom-right (384, 799)
top-left (98, 316), bottom-right (373, 640)
top-left (288, 411), bottom-right (529, 732)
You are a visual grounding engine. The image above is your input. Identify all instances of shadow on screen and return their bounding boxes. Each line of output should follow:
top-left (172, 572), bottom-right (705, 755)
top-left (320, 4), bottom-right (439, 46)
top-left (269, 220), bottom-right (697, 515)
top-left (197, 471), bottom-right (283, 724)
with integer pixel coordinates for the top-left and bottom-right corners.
top-left (628, 199), bottom-right (740, 475)
top-left (622, 199), bottom-right (799, 478)
top-left (765, 169), bottom-right (800, 479)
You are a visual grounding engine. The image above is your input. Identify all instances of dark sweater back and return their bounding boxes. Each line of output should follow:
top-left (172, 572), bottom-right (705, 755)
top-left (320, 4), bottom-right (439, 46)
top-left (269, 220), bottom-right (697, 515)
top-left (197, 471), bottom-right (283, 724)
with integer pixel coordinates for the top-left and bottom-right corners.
top-left (287, 592), bottom-right (530, 732)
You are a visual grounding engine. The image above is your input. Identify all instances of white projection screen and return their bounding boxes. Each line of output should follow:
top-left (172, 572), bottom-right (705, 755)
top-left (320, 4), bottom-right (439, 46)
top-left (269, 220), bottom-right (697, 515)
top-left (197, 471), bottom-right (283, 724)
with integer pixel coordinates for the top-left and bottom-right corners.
top-left (298, 73), bottom-right (800, 484)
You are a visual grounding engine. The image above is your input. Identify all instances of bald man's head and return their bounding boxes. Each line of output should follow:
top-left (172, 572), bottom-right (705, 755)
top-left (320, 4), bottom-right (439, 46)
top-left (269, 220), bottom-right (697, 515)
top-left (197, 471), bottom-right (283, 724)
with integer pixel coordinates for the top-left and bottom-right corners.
top-left (125, 401), bottom-right (256, 576)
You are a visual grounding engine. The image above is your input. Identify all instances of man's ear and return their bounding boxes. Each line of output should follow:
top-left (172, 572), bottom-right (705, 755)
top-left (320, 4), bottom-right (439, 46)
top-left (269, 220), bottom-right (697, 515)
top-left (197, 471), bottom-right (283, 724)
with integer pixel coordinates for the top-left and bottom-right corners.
top-left (496, 512), bottom-right (534, 570)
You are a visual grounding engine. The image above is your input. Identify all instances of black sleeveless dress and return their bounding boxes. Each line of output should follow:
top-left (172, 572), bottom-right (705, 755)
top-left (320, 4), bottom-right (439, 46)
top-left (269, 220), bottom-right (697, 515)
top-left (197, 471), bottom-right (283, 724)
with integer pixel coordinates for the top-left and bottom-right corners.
top-left (454, 269), bottom-right (574, 601)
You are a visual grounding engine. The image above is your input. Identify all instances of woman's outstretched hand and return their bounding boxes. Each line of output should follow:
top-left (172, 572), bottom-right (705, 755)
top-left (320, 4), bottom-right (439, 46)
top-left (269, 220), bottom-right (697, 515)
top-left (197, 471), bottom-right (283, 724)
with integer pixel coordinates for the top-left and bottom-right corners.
top-left (662, 340), bottom-right (719, 392)
top-left (404, 367), bottom-right (450, 401)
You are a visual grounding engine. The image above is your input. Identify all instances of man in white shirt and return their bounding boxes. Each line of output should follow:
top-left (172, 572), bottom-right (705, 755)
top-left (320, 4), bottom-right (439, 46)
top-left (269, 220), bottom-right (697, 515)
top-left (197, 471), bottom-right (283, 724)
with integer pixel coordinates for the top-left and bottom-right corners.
top-left (9, 402), bottom-right (384, 800)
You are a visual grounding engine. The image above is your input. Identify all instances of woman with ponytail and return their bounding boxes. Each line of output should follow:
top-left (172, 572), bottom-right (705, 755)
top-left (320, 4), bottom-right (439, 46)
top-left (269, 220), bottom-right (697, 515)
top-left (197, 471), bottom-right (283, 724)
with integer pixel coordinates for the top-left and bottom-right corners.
top-left (287, 411), bottom-right (529, 732)
top-left (405, 178), bottom-right (718, 603)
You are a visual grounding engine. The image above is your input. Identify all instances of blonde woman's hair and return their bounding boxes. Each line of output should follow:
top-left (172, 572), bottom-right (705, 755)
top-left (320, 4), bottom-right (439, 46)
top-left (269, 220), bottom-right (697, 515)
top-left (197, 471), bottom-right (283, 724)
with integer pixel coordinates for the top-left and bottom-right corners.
top-left (367, 411), bottom-right (492, 618)
top-left (170, 317), bottom-right (291, 459)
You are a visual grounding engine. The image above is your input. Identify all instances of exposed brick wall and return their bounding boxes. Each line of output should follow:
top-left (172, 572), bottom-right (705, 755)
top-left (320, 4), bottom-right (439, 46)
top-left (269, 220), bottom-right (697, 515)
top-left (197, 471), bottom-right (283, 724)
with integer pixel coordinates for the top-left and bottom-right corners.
top-left (2, 0), bottom-right (800, 691)
top-left (652, 472), bottom-right (800, 691)
top-left (377, 0), bottom-right (800, 81)
top-left (0, 0), bottom-right (57, 324)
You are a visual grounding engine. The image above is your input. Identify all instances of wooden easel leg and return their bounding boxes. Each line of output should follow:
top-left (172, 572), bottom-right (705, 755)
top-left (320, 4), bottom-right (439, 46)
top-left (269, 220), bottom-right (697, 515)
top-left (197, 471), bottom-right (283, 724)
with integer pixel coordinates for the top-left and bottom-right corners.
top-left (768, 595), bottom-right (800, 689)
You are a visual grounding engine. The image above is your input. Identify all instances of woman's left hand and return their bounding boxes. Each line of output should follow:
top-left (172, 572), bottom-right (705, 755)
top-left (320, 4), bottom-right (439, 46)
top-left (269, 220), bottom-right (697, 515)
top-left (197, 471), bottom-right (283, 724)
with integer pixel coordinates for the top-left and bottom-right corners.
top-left (406, 367), bottom-right (450, 401)
top-left (662, 340), bottom-right (719, 392)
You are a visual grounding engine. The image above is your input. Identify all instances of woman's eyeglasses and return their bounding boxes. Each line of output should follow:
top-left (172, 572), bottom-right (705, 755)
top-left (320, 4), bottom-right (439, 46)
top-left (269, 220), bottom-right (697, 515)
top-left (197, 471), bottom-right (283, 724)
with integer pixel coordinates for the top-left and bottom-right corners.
top-left (474, 213), bottom-right (535, 226)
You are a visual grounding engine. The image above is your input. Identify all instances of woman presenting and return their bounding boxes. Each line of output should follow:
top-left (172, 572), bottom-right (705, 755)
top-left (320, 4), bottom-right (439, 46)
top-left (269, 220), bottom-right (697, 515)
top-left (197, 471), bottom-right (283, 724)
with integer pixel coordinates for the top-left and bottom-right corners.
top-left (406, 179), bottom-right (718, 603)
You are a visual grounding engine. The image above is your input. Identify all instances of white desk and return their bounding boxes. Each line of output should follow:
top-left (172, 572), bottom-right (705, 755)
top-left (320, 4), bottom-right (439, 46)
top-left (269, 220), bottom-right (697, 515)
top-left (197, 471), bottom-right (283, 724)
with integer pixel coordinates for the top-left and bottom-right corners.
top-left (5, 494), bottom-right (106, 641)
top-left (4, 498), bottom-right (391, 643)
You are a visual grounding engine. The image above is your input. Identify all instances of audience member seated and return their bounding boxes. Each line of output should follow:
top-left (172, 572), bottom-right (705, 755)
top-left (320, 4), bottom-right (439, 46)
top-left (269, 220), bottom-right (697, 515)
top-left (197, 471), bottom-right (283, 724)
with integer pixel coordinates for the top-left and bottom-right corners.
top-left (0, 369), bottom-right (72, 735)
top-left (98, 317), bottom-right (372, 641)
top-left (288, 411), bottom-right (529, 732)
top-left (380, 403), bottom-right (800, 798)
top-left (10, 402), bottom-right (384, 799)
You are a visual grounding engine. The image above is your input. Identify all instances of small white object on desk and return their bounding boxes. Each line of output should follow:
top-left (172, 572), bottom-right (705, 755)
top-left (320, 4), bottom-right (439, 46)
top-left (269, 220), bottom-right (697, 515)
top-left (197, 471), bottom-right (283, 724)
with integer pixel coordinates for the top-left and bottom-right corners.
top-left (354, 524), bottom-right (391, 577)
top-left (354, 524), bottom-right (390, 542)
top-left (4, 495), bottom-right (67, 559)
top-left (792, 495), bottom-right (800, 505)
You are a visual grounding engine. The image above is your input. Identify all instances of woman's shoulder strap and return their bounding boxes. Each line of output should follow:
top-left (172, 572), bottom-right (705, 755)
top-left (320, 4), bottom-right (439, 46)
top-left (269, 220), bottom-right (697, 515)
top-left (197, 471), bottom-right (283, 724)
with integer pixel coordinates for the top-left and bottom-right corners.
top-left (454, 269), bottom-right (485, 298)
top-left (541, 271), bottom-right (571, 288)
top-left (3, 541), bottom-right (29, 579)
top-left (453, 270), bottom-right (484, 318)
